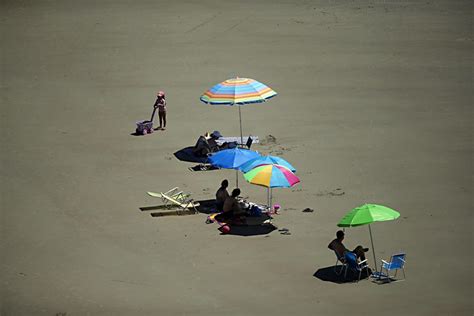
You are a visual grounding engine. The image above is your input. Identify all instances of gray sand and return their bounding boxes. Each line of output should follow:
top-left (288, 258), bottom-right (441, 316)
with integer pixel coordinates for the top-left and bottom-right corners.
top-left (1, 1), bottom-right (472, 315)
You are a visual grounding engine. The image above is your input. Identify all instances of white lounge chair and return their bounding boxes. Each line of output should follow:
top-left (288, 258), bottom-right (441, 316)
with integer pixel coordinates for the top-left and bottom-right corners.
top-left (160, 192), bottom-right (200, 213)
top-left (147, 187), bottom-right (190, 204)
top-left (147, 188), bottom-right (199, 213)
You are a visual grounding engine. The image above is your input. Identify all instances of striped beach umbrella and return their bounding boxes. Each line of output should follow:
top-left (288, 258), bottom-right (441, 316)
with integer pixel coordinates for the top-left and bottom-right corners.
top-left (200, 77), bottom-right (277, 143)
top-left (243, 164), bottom-right (300, 209)
top-left (239, 155), bottom-right (296, 173)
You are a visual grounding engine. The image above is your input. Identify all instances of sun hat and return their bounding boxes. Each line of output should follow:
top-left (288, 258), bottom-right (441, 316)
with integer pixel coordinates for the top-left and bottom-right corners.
top-left (158, 90), bottom-right (165, 96)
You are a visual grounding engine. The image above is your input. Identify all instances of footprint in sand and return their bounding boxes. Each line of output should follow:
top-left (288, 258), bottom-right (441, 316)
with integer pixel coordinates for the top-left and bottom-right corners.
top-left (315, 188), bottom-right (345, 197)
top-left (260, 135), bottom-right (278, 146)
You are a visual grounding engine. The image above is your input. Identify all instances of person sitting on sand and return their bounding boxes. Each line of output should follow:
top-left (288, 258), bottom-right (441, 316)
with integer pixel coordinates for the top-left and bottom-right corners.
top-left (221, 188), bottom-right (245, 223)
top-left (328, 230), bottom-right (369, 262)
top-left (193, 133), bottom-right (212, 157)
top-left (215, 179), bottom-right (229, 212)
top-left (193, 133), bottom-right (220, 157)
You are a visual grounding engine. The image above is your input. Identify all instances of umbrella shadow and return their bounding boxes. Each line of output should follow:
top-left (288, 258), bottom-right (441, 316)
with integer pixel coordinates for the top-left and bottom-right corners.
top-left (313, 265), bottom-right (370, 284)
top-left (204, 206), bottom-right (276, 236)
top-left (219, 213), bottom-right (276, 236)
top-left (195, 199), bottom-right (219, 214)
top-left (225, 224), bottom-right (276, 236)
top-left (174, 146), bottom-right (209, 164)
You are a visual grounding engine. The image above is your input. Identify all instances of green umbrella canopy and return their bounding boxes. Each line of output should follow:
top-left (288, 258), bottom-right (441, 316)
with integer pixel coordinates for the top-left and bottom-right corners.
top-left (337, 204), bottom-right (400, 227)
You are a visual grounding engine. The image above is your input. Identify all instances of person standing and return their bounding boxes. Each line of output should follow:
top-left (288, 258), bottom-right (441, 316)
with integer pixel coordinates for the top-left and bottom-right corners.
top-left (153, 91), bottom-right (167, 130)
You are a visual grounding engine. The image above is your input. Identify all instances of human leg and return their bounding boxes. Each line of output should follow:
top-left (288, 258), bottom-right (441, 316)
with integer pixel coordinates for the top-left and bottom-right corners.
top-left (353, 245), bottom-right (368, 261)
top-left (158, 111), bottom-right (164, 129)
top-left (161, 111), bottom-right (166, 129)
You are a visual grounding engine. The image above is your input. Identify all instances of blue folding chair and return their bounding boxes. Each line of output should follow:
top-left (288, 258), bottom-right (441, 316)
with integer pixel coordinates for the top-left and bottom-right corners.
top-left (344, 252), bottom-right (370, 282)
top-left (380, 253), bottom-right (406, 282)
top-left (332, 250), bottom-right (347, 275)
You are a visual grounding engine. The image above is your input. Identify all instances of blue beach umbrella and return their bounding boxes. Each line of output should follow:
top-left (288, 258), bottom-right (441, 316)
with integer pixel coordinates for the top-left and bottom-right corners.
top-left (208, 148), bottom-right (261, 187)
top-left (239, 155), bottom-right (296, 173)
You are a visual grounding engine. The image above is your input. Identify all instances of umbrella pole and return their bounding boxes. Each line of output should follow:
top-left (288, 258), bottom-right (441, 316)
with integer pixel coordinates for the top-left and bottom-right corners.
top-left (235, 169), bottom-right (239, 188)
top-left (267, 188), bottom-right (270, 210)
top-left (368, 224), bottom-right (377, 272)
top-left (270, 188), bottom-right (273, 210)
top-left (238, 106), bottom-right (243, 145)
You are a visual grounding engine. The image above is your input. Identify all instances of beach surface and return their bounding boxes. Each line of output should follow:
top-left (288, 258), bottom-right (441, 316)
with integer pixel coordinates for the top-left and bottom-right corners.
top-left (1, 0), bottom-right (472, 315)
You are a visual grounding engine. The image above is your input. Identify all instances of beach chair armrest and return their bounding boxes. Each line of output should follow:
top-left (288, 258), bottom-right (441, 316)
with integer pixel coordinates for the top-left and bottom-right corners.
top-left (381, 259), bottom-right (390, 265)
top-left (164, 187), bottom-right (180, 195)
top-left (359, 259), bottom-right (368, 265)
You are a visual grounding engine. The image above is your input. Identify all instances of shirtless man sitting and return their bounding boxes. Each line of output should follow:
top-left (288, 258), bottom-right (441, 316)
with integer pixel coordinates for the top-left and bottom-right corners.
top-left (328, 230), bottom-right (369, 262)
top-left (220, 188), bottom-right (246, 224)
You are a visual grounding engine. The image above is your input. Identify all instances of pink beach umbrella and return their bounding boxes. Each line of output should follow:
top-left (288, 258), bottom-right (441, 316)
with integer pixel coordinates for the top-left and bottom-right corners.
top-left (243, 164), bottom-right (300, 209)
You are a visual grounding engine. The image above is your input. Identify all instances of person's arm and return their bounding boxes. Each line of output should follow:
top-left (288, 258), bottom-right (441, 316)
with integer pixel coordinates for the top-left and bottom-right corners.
top-left (233, 199), bottom-right (244, 214)
top-left (328, 240), bottom-right (335, 250)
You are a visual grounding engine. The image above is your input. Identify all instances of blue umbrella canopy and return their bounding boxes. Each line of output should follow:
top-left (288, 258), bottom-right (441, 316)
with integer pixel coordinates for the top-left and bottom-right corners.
top-left (208, 148), bottom-right (261, 169)
top-left (208, 148), bottom-right (261, 188)
top-left (239, 155), bottom-right (296, 173)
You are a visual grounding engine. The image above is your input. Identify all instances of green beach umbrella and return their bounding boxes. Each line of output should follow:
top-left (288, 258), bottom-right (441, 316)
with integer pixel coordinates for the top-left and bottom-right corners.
top-left (337, 204), bottom-right (400, 271)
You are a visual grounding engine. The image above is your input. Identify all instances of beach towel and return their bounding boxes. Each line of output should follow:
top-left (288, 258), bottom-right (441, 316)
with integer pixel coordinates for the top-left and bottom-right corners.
top-left (216, 136), bottom-right (259, 146)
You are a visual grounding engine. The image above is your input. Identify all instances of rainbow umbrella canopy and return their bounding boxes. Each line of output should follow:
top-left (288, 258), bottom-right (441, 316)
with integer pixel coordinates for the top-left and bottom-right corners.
top-left (239, 155), bottom-right (296, 173)
top-left (200, 77), bottom-right (277, 143)
top-left (243, 164), bottom-right (300, 209)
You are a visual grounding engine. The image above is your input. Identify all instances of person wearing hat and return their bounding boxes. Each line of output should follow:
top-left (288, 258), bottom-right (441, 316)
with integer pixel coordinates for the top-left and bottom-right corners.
top-left (328, 230), bottom-right (369, 262)
top-left (153, 91), bottom-right (167, 130)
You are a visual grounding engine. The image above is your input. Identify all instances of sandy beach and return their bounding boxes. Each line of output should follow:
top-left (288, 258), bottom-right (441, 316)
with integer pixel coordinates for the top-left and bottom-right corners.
top-left (1, 0), bottom-right (472, 315)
